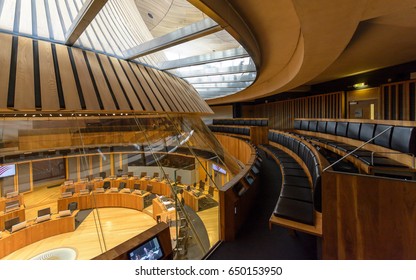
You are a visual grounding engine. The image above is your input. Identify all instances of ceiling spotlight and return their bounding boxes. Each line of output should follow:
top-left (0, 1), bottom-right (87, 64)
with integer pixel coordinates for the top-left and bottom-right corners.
top-left (59, 114), bottom-right (62, 117)
top-left (353, 82), bottom-right (368, 89)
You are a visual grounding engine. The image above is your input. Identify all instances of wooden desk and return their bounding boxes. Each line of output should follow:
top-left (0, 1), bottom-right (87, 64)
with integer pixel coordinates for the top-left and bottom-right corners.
top-left (0, 195), bottom-right (24, 211)
top-left (183, 189), bottom-right (206, 212)
top-left (152, 198), bottom-right (176, 221)
top-left (60, 182), bottom-right (86, 193)
top-left (0, 206), bottom-right (26, 231)
top-left (57, 191), bottom-right (149, 212)
top-left (139, 177), bottom-right (172, 196)
top-left (0, 211), bottom-right (77, 259)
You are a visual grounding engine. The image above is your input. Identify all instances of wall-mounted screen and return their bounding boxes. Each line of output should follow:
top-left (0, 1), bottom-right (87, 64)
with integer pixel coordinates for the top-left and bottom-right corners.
top-left (128, 236), bottom-right (164, 260)
top-left (0, 164), bottom-right (15, 178)
top-left (212, 163), bottom-right (227, 175)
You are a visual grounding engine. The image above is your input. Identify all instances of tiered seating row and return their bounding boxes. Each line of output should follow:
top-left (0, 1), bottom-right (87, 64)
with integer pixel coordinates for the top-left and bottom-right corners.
top-left (212, 118), bottom-right (268, 126)
top-left (261, 130), bottom-right (323, 227)
top-left (262, 144), bottom-right (314, 225)
top-left (294, 119), bottom-right (416, 168)
top-left (208, 125), bottom-right (250, 136)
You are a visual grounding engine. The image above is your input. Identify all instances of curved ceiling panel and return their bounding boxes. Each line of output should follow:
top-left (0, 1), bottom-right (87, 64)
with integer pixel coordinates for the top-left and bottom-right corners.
top-left (0, 33), bottom-right (212, 115)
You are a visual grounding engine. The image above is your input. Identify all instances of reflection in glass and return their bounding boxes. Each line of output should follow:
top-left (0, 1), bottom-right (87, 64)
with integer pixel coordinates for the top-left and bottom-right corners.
top-left (0, 113), bottom-right (240, 260)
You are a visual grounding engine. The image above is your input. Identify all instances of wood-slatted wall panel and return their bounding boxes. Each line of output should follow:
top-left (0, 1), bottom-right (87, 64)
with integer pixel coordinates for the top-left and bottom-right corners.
top-left (381, 80), bottom-right (416, 121)
top-left (242, 92), bottom-right (344, 130)
top-left (0, 33), bottom-right (211, 114)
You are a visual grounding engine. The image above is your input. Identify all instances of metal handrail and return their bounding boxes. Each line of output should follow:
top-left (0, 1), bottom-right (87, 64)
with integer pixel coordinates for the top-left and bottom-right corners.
top-left (322, 126), bottom-right (393, 172)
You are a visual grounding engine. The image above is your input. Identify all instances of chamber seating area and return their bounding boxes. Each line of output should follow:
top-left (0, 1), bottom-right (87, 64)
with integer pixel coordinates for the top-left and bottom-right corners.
top-left (208, 118), bottom-right (269, 146)
top-left (212, 118), bottom-right (268, 126)
top-left (260, 130), bottom-right (322, 229)
top-left (292, 119), bottom-right (416, 178)
top-left (207, 125), bottom-right (250, 137)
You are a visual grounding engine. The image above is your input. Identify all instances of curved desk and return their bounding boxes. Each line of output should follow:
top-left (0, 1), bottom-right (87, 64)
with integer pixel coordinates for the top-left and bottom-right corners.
top-left (0, 211), bottom-right (77, 259)
top-left (61, 177), bottom-right (173, 197)
top-left (57, 191), bottom-right (150, 212)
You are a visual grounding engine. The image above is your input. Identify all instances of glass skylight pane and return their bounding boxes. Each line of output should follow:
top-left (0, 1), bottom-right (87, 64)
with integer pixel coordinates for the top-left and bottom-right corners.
top-left (48, 0), bottom-right (65, 41)
top-left (135, 0), bottom-right (207, 40)
top-left (35, 0), bottom-right (49, 39)
top-left (0, 0), bottom-right (15, 32)
top-left (19, 1), bottom-right (32, 35)
top-left (139, 30), bottom-right (241, 62)
top-left (56, 0), bottom-right (73, 34)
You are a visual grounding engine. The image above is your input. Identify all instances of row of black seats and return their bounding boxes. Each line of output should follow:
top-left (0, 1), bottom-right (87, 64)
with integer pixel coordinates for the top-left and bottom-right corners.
top-left (294, 120), bottom-right (416, 168)
top-left (262, 131), bottom-right (322, 226)
top-left (212, 119), bottom-right (268, 126)
top-left (208, 125), bottom-right (250, 136)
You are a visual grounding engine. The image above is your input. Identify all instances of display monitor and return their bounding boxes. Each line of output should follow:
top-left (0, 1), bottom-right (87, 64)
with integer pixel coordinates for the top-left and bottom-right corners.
top-left (4, 217), bottom-right (20, 232)
top-left (128, 236), bottom-right (164, 260)
top-left (212, 163), bottom-right (227, 175)
top-left (245, 174), bottom-right (255, 185)
top-left (37, 207), bottom-right (51, 217)
top-left (251, 165), bottom-right (260, 175)
top-left (66, 187), bottom-right (75, 194)
top-left (0, 164), bottom-right (15, 178)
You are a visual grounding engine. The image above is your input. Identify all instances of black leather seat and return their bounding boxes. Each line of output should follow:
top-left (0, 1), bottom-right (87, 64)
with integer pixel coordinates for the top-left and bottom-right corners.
top-left (274, 197), bottom-right (314, 225)
top-left (300, 120), bottom-right (309, 131)
top-left (280, 185), bottom-right (313, 203)
top-left (391, 126), bottom-right (416, 154)
top-left (284, 176), bottom-right (310, 187)
top-left (373, 124), bottom-right (393, 149)
top-left (294, 120), bottom-right (302, 130)
top-left (282, 168), bottom-right (307, 177)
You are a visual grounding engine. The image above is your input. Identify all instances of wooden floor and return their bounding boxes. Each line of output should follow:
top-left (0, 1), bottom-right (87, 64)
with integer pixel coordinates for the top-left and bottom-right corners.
top-left (2, 182), bottom-right (220, 260)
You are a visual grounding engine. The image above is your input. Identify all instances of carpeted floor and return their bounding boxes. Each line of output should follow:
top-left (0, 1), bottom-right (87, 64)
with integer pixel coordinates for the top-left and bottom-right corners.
top-left (208, 150), bottom-right (318, 260)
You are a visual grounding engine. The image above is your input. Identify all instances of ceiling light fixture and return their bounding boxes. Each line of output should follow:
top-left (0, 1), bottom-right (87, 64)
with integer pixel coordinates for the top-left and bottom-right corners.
top-left (353, 82), bottom-right (368, 89)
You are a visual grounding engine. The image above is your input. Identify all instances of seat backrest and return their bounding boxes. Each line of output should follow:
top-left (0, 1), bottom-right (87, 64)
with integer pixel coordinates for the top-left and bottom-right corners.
top-left (391, 126), bottom-right (416, 154)
top-left (360, 123), bottom-right (376, 142)
top-left (68, 202), bottom-right (78, 212)
top-left (347, 122), bottom-right (361, 140)
top-left (103, 181), bottom-right (111, 189)
top-left (326, 121), bottom-right (337, 135)
top-left (118, 182), bottom-right (126, 190)
top-left (140, 172), bottom-right (147, 178)
top-left (153, 172), bottom-right (159, 178)
top-left (268, 131), bottom-right (274, 141)
top-left (309, 121), bottom-right (318, 132)
top-left (134, 183), bottom-right (140, 190)
top-left (146, 184), bottom-right (153, 192)
top-left (294, 120), bottom-right (302, 130)
top-left (301, 120), bottom-right (310, 131)
top-left (373, 124), bottom-right (393, 149)
top-left (336, 122), bottom-right (349, 137)
top-left (317, 121), bottom-right (327, 133)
